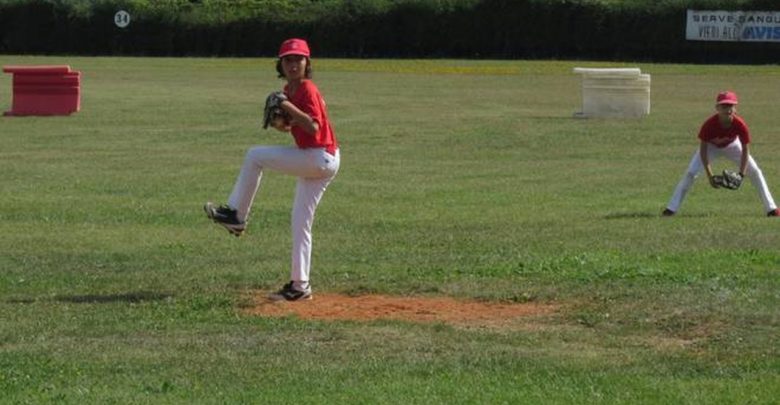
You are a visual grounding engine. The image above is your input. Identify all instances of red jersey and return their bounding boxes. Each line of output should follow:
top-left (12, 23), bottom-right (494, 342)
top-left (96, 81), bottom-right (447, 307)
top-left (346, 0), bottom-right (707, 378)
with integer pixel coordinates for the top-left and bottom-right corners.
top-left (284, 80), bottom-right (338, 155)
top-left (698, 114), bottom-right (750, 148)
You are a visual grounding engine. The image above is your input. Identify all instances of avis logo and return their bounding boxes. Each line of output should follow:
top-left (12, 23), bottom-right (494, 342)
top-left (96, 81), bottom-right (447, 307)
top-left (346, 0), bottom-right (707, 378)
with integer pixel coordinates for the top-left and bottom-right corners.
top-left (742, 26), bottom-right (780, 40)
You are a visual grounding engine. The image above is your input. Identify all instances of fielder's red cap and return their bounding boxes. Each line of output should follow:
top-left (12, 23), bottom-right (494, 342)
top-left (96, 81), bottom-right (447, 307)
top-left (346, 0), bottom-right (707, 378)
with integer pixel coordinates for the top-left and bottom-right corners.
top-left (716, 91), bottom-right (738, 105)
top-left (278, 38), bottom-right (310, 58)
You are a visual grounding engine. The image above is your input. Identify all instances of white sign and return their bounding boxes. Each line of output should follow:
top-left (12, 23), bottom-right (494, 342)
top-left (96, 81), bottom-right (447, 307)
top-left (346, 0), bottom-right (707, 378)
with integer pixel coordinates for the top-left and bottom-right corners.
top-left (114, 10), bottom-right (131, 28)
top-left (686, 10), bottom-right (780, 42)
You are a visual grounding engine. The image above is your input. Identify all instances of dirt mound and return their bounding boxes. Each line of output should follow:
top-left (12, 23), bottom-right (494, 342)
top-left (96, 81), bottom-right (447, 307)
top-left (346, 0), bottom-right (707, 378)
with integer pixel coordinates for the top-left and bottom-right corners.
top-left (242, 292), bottom-right (557, 327)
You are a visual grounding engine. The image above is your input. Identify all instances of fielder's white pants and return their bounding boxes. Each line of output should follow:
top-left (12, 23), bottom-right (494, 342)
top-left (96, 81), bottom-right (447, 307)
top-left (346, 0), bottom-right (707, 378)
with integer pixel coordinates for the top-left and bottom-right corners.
top-left (228, 146), bottom-right (340, 285)
top-left (667, 140), bottom-right (776, 213)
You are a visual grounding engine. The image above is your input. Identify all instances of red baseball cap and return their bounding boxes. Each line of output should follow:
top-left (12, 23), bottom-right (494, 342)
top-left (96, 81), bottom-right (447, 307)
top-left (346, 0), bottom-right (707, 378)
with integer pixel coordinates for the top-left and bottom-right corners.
top-left (278, 38), bottom-right (310, 58)
top-left (716, 91), bottom-right (738, 105)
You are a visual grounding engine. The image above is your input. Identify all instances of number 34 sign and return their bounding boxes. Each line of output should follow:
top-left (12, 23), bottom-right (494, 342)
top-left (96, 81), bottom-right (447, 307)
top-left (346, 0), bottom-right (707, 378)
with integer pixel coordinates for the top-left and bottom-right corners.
top-left (114, 10), bottom-right (131, 28)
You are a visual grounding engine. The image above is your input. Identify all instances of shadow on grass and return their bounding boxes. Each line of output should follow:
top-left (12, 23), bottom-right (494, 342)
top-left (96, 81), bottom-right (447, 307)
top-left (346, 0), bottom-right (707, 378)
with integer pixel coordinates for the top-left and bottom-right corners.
top-left (603, 211), bottom-right (660, 219)
top-left (6, 291), bottom-right (173, 304)
top-left (8, 292), bottom-right (173, 304)
top-left (528, 115), bottom-right (579, 121)
top-left (604, 211), bottom-right (715, 219)
top-left (53, 291), bottom-right (173, 304)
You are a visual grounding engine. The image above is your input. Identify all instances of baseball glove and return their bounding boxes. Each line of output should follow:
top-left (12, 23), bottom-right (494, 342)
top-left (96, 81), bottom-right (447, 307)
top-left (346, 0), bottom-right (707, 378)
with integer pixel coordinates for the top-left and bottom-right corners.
top-left (262, 91), bottom-right (289, 130)
top-left (713, 169), bottom-right (743, 190)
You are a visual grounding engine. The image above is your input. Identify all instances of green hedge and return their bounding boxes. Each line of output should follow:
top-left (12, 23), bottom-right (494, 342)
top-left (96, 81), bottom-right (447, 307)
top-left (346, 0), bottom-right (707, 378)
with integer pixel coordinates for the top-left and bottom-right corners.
top-left (1, 0), bottom-right (779, 62)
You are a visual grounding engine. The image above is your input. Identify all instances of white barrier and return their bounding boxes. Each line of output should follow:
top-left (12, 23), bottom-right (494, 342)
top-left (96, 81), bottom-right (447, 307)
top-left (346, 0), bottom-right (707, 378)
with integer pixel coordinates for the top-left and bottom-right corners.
top-left (573, 68), bottom-right (651, 118)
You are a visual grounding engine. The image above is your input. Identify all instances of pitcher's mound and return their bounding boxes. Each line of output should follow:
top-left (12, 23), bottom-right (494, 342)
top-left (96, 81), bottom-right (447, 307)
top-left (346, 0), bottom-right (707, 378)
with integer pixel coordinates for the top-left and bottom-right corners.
top-left (243, 292), bottom-right (557, 327)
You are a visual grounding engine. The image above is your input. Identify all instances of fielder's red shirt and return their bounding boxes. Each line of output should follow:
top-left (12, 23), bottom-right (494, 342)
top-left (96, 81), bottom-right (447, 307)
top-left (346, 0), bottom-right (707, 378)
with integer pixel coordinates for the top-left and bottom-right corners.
top-left (698, 114), bottom-right (750, 148)
top-left (285, 80), bottom-right (338, 155)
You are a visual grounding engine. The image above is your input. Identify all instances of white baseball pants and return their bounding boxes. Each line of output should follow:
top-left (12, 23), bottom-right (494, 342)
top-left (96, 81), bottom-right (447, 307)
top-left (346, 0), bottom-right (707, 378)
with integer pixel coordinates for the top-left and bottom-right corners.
top-left (228, 146), bottom-right (340, 285)
top-left (667, 140), bottom-right (776, 213)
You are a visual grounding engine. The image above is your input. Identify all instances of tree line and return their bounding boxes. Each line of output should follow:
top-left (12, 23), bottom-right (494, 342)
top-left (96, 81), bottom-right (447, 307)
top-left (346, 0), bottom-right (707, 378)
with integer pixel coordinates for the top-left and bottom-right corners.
top-left (1, 0), bottom-right (778, 63)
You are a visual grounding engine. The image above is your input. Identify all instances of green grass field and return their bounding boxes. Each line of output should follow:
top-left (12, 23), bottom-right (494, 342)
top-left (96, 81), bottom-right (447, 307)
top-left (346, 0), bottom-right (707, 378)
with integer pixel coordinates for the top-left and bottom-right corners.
top-left (1, 55), bottom-right (778, 403)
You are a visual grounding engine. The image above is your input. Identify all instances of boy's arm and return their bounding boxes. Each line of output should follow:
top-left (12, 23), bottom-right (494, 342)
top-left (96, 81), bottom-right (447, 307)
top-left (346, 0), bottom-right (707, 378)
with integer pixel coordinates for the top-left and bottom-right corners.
top-left (739, 142), bottom-right (749, 176)
top-left (280, 100), bottom-right (318, 135)
top-left (700, 141), bottom-right (718, 188)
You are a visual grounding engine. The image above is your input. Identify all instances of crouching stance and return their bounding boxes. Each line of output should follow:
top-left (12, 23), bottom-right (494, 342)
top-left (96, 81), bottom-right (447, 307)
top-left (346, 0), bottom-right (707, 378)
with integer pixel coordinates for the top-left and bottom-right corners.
top-left (664, 91), bottom-right (778, 217)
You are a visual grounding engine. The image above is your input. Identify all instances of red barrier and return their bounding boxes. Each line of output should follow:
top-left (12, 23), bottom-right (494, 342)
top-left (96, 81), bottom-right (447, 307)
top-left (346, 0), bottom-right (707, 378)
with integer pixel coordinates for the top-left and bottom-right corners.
top-left (3, 65), bottom-right (81, 116)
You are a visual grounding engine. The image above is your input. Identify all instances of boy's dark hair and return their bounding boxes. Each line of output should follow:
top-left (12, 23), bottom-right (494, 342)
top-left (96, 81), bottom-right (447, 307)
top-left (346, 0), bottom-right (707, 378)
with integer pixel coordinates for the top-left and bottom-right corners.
top-left (276, 58), bottom-right (313, 79)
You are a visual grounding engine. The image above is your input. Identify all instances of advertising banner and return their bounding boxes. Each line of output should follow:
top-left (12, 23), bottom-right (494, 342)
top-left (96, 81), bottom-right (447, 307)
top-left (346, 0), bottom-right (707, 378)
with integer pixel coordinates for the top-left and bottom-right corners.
top-left (686, 10), bottom-right (780, 42)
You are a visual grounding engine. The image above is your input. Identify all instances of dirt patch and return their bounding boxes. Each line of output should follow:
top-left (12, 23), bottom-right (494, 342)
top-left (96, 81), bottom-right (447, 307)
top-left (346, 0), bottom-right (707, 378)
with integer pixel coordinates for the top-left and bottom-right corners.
top-left (242, 292), bottom-right (558, 327)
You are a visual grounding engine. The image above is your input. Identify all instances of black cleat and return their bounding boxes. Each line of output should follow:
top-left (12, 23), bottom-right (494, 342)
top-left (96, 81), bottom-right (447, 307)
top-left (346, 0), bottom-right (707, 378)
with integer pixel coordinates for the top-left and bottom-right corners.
top-left (204, 202), bottom-right (246, 237)
top-left (268, 281), bottom-right (312, 301)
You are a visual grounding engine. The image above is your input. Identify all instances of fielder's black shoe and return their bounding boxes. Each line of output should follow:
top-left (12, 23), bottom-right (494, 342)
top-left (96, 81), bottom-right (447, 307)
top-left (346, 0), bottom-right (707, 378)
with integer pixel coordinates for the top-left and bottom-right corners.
top-left (662, 208), bottom-right (675, 217)
top-left (268, 281), bottom-right (312, 301)
top-left (768, 208), bottom-right (780, 217)
top-left (204, 202), bottom-right (245, 237)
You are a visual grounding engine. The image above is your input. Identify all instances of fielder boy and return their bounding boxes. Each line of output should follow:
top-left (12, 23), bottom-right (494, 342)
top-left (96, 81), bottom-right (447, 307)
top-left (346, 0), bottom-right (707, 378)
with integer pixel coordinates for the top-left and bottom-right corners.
top-left (664, 91), bottom-right (779, 217)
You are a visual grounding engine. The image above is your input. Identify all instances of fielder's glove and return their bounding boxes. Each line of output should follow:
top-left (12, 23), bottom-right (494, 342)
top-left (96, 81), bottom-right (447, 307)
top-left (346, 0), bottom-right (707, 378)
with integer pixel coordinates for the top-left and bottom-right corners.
top-left (262, 91), bottom-right (289, 130)
top-left (712, 169), bottom-right (743, 190)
